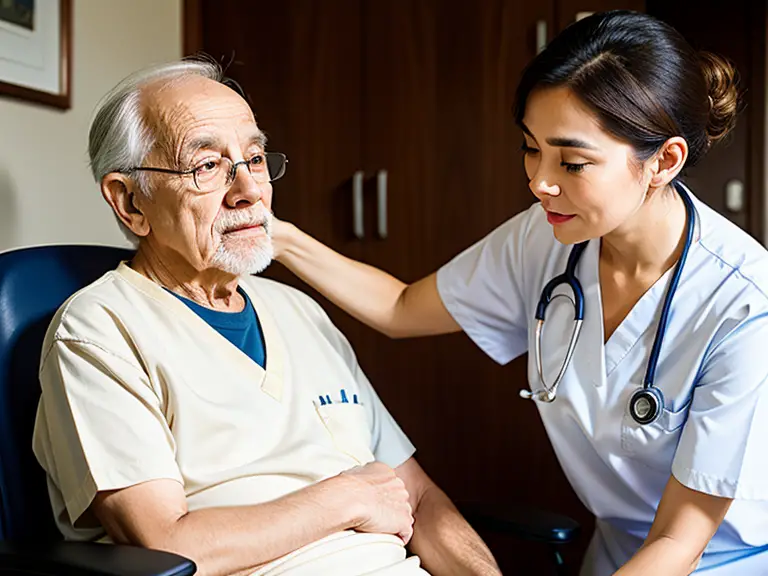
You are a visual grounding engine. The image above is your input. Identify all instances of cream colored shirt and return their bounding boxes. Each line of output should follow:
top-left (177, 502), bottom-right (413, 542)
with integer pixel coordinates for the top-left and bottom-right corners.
top-left (33, 263), bottom-right (424, 575)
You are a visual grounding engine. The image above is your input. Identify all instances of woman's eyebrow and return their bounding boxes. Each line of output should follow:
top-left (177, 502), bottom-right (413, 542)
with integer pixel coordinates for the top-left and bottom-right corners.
top-left (521, 123), bottom-right (598, 150)
top-left (546, 136), bottom-right (599, 150)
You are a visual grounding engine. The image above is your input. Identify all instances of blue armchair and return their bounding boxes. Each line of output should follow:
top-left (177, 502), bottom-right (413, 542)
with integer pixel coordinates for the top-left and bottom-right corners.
top-left (0, 244), bottom-right (579, 575)
top-left (0, 245), bottom-right (196, 575)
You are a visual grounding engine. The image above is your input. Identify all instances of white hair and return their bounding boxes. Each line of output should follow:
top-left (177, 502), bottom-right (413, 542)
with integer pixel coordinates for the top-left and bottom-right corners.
top-left (87, 57), bottom-right (226, 244)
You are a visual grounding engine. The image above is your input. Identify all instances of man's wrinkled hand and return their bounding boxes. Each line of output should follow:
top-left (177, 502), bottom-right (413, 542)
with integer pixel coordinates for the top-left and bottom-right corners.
top-left (341, 462), bottom-right (414, 544)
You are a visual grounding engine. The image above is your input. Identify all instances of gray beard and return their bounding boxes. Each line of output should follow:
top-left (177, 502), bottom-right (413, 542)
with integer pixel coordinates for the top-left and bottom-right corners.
top-left (210, 208), bottom-right (274, 275)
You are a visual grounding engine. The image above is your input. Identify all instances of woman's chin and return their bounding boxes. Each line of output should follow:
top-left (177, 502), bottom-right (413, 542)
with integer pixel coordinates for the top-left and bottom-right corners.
top-left (552, 226), bottom-right (587, 246)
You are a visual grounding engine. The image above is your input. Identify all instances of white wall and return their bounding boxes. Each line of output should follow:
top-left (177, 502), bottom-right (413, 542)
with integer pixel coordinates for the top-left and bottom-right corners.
top-left (0, 0), bottom-right (181, 252)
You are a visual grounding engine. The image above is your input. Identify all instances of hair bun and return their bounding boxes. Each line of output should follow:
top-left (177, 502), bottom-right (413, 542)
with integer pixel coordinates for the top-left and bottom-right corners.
top-left (699, 51), bottom-right (740, 144)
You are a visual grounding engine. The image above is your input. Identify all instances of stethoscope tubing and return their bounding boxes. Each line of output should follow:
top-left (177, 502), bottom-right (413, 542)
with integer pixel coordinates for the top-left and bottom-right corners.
top-left (525, 181), bottom-right (695, 418)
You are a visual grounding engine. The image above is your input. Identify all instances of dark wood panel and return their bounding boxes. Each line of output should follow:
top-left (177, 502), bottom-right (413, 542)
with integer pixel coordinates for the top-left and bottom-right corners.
top-left (190, 0), bottom-right (596, 572)
top-left (360, 1), bottom-right (592, 572)
top-left (555, 0), bottom-right (645, 34)
top-left (199, 0), bottom-right (366, 340)
top-left (647, 0), bottom-right (765, 240)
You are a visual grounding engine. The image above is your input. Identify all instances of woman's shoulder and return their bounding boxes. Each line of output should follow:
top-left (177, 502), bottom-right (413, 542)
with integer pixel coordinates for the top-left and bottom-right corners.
top-left (694, 195), bottom-right (768, 304)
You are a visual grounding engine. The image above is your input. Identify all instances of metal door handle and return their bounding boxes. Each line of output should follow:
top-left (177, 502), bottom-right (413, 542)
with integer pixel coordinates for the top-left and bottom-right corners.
top-left (536, 20), bottom-right (547, 54)
top-left (725, 179), bottom-right (745, 212)
top-left (353, 170), bottom-right (364, 239)
top-left (377, 170), bottom-right (388, 239)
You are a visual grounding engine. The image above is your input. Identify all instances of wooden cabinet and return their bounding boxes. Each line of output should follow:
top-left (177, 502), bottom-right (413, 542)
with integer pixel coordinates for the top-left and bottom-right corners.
top-left (184, 1), bottom-right (764, 572)
top-left (192, 4), bottom-right (593, 572)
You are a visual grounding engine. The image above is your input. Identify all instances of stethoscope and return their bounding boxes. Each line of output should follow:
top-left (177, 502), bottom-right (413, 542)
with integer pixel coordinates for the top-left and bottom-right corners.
top-left (520, 181), bottom-right (695, 426)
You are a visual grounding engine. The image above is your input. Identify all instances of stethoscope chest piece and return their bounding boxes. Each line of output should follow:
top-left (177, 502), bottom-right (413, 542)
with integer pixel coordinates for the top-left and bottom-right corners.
top-left (628, 386), bottom-right (664, 425)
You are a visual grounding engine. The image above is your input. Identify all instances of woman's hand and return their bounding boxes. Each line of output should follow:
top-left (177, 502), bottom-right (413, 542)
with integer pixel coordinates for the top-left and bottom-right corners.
top-left (267, 212), bottom-right (459, 338)
top-left (269, 214), bottom-right (295, 262)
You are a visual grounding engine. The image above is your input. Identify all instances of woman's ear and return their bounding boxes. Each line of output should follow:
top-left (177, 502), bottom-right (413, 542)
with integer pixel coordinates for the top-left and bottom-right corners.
top-left (649, 137), bottom-right (688, 189)
top-left (101, 173), bottom-right (151, 237)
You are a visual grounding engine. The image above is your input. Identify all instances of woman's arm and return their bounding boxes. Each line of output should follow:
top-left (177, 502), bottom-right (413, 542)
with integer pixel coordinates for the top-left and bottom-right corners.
top-left (616, 476), bottom-right (732, 576)
top-left (273, 219), bottom-right (460, 338)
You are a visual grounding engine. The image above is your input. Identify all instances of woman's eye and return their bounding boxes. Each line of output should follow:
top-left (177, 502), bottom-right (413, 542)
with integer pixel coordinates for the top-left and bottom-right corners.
top-left (249, 154), bottom-right (265, 165)
top-left (561, 161), bottom-right (588, 174)
top-left (521, 144), bottom-right (539, 155)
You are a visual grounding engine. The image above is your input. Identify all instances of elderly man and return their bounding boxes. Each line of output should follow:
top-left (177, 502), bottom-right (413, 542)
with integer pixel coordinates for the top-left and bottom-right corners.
top-left (31, 59), bottom-right (500, 576)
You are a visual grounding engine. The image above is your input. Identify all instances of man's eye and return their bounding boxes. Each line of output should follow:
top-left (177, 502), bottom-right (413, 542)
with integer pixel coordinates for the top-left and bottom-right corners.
top-left (249, 154), bottom-right (265, 165)
top-left (196, 160), bottom-right (219, 173)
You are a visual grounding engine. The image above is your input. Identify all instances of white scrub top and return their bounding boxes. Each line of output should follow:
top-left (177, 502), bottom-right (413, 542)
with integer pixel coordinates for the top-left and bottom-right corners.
top-left (33, 265), bottom-right (426, 576)
top-left (437, 186), bottom-right (768, 574)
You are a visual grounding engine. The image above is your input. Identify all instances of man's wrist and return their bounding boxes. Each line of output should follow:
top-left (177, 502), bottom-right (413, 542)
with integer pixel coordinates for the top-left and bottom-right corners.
top-left (315, 473), bottom-right (367, 532)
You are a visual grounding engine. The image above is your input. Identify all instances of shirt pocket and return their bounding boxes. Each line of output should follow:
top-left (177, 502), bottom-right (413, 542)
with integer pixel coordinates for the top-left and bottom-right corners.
top-left (315, 403), bottom-right (375, 465)
top-left (620, 396), bottom-right (691, 471)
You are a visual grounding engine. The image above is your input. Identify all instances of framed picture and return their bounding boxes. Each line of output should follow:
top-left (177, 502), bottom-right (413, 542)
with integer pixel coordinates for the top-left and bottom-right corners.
top-left (0, 0), bottom-right (71, 109)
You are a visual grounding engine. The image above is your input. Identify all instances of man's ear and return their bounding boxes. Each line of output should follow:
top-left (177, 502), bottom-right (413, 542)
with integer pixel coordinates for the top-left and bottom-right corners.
top-left (101, 173), bottom-right (151, 238)
top-left (648, 136), bottom-right (688, 190)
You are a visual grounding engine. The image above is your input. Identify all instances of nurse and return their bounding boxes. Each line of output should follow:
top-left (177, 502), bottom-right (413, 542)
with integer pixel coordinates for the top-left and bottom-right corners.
top-left (272, 10), bottom-right (768, 575)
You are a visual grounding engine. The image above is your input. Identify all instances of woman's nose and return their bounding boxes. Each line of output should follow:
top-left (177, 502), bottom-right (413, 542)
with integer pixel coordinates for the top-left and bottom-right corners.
top-left (529, 173), bottom-right (561, 199)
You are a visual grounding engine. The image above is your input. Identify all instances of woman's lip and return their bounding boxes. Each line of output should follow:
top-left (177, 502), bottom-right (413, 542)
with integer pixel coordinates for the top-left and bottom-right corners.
top-left (546, 211), bottom-right (575, 225)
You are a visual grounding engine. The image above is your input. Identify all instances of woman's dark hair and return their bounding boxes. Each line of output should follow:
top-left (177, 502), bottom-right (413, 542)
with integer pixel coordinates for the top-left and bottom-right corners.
top-left (514, 11), bottom-right (740, 168)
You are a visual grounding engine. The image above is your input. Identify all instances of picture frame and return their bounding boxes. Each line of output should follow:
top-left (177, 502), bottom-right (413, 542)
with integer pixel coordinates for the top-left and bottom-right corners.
top-left (0, 0), bottom-right (71, 110)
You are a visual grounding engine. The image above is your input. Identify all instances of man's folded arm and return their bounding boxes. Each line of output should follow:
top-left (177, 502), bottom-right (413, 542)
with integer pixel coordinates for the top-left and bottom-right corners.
top-left (93, 461), bottom-right (414, 576)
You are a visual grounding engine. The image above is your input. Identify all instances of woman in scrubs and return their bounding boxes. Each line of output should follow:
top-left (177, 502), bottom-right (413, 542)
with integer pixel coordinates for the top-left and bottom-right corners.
top-left (272, 11), bottom-right (768, 575)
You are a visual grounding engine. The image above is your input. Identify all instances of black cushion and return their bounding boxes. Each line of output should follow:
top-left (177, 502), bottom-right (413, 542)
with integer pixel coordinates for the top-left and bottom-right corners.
top-left (0, 540), bottom-right (196, 576)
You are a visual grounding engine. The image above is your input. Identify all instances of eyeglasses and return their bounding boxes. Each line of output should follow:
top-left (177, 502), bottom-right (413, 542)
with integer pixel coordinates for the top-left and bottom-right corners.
top-left (121, 152), bottom-right (288, 193)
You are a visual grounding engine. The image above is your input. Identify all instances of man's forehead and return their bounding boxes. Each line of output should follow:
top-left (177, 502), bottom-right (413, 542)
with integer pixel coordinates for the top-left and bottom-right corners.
top-left (145, 76), bottom-right (259, 147)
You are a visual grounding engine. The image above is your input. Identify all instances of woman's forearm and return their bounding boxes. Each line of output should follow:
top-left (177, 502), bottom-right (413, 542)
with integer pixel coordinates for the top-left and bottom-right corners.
top-left (615, 536), bottom-right (700, 576)
top-left (273, 221), bottom-right (460, 337)
top-left (275, 221), bottom-right (409, 335)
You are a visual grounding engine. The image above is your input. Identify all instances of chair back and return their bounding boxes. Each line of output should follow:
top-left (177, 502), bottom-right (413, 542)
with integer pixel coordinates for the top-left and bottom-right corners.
top-left (0, 245), bottom-right (133, 542)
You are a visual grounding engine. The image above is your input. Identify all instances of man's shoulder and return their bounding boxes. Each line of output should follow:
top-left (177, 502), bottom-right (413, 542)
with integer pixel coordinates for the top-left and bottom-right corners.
top-left (45, 268), bottom-right (145, 348)
top-left (241, 275), bottom-right (355, 357)
top-left (241, 275), bottom-right (329, 320)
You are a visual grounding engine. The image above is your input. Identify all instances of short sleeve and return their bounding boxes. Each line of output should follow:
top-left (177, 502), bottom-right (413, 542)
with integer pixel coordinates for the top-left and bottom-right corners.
top-left (436, 208), bottom-right (535, 365)
top-left (353, 366), bottom-right (415, 468)
top-left (34, 339), bottom-right (183, 526)
top-left (672, 312), bottom-right (768, 500)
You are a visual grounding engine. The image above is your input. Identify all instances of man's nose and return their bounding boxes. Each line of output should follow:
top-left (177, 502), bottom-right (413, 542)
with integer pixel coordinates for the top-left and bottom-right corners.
top-left (225, 162), bottom-right (263, 207)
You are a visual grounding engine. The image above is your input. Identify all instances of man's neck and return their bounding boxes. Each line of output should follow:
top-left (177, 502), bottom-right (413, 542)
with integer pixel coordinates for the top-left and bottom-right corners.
top-left (130, 243), bottom-right (245, 312)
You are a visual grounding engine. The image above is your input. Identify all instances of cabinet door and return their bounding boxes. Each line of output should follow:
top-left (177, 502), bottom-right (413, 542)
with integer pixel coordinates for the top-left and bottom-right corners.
top-left (360, 1), bottom-right (593, 571)
top-left (647, 0), bottom-right (765, 238)
top-left (555, 0), bottom-right (645, 33)
top-left (197, 0), bottom-right (367, 338)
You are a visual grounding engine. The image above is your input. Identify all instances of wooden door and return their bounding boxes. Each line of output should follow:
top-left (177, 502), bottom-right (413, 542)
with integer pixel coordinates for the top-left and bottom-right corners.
top-left (195, 0), bottom-right (367, 343)
top-left (646, 0), bottom-right (766, 240)
top-left (189, 0), bottom-right (595, 572)
top-left (360, 1), bottom-right (593, 572)
top-left (555, 0), bottom-right (645, 33)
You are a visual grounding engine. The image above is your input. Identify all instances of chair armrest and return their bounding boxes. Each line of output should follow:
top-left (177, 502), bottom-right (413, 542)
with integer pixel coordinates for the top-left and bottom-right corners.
top-left (458, 502), bottom-right (580, 545)
top-left (0, 540), bottom-right (196, 576)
